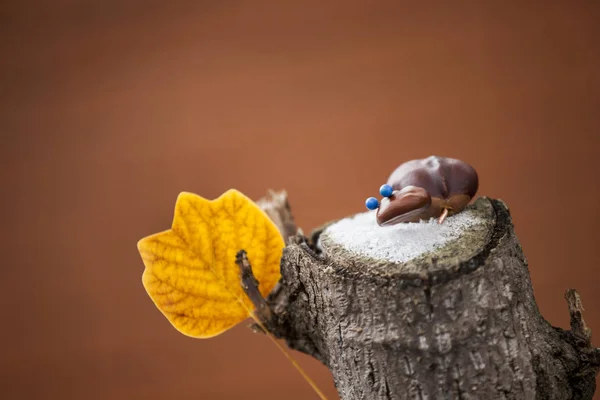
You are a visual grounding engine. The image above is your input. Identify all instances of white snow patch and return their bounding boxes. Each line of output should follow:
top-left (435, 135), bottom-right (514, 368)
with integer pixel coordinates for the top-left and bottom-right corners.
top-left (323, 209), bottom-right (483, 264)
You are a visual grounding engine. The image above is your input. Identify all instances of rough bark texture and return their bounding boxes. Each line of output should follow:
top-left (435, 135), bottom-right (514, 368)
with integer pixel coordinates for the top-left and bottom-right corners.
top-left (255, 195), bottom-right (599, 400)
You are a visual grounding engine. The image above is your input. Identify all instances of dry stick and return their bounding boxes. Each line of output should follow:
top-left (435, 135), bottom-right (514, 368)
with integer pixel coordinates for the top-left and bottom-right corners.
top-left (565, 289), bottom-right (600, 364)
top-left (438, 207), bottom-right (449, 224)
top-left (565, 289), bottom-right (592, 341)
top-left (256, 190), bottom-right (298, 245)
top-left (235, 250), bottom-right (329, 400)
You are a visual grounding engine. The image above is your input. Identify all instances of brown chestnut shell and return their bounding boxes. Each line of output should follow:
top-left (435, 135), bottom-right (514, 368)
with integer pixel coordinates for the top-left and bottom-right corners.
top-left (377, 156), bottom-right (478, 225)
top-left (376, 186), bottom-right (432, 226)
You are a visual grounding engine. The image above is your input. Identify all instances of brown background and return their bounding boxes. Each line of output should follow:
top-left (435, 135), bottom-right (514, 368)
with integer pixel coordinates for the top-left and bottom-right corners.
top-left (2, 1), bottom-right (599, 399)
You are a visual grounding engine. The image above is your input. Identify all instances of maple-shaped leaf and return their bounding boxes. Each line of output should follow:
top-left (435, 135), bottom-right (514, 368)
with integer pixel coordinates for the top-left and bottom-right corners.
top-left (137, 189), bottom-right (284, 338)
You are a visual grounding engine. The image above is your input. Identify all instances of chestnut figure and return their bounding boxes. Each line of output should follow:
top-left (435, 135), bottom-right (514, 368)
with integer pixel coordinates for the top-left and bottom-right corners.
top-left (377, 185), bottom-right (432, 225)
top-left (376, 156), bottom-right (478, 226)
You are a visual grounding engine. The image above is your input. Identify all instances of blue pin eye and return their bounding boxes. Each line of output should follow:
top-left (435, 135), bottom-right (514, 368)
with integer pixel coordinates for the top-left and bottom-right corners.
top-left (365, 197), bottom-right (379, 210)
top-left (379, 184), bottom-right (393, 198)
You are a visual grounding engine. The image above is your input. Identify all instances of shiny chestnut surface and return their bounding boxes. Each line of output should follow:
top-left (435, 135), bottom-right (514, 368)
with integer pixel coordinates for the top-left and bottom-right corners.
top-left (376, 186), bottom-right (431, 226)
top-left (376, 156), bottom-right (478, 225)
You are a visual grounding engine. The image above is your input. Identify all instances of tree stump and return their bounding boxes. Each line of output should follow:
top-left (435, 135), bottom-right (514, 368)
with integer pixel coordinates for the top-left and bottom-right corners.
top-left (252, 194), bottom-right (599, 399)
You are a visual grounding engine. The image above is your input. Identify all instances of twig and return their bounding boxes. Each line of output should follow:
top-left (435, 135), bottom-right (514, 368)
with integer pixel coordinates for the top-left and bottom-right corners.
top-left (256, 190), bottom-right (298, 245)
top-left (235, 249), bottom-right (330, 400)
top-left (565, 289), bottom-right (592, 342)
top-left (235, 249), bottom-right (273, 327)
top-left (565, 289), bottom-right (600, 370)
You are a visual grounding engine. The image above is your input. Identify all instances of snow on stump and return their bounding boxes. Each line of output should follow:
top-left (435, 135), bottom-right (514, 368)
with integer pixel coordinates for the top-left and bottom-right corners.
top-left (262, 196), bottom-right (599, 400)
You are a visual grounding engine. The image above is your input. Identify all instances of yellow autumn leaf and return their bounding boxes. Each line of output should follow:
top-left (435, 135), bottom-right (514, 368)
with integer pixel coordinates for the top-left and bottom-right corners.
top-left (137, 189), bottom-right (284, 338)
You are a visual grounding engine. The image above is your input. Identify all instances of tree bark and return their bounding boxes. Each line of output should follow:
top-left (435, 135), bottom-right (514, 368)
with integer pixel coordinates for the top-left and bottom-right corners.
top-left (253, 194), bottom-right (600, 399)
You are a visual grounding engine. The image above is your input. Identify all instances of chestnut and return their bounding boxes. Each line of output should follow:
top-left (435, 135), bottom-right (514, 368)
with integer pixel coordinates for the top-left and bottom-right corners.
top-left (375, 156), bottom-right (478, 226)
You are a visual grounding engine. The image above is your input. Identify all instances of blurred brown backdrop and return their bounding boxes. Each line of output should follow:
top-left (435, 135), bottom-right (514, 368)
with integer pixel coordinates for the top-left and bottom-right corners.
top-left (2, 1), bottom-right (599, 399)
